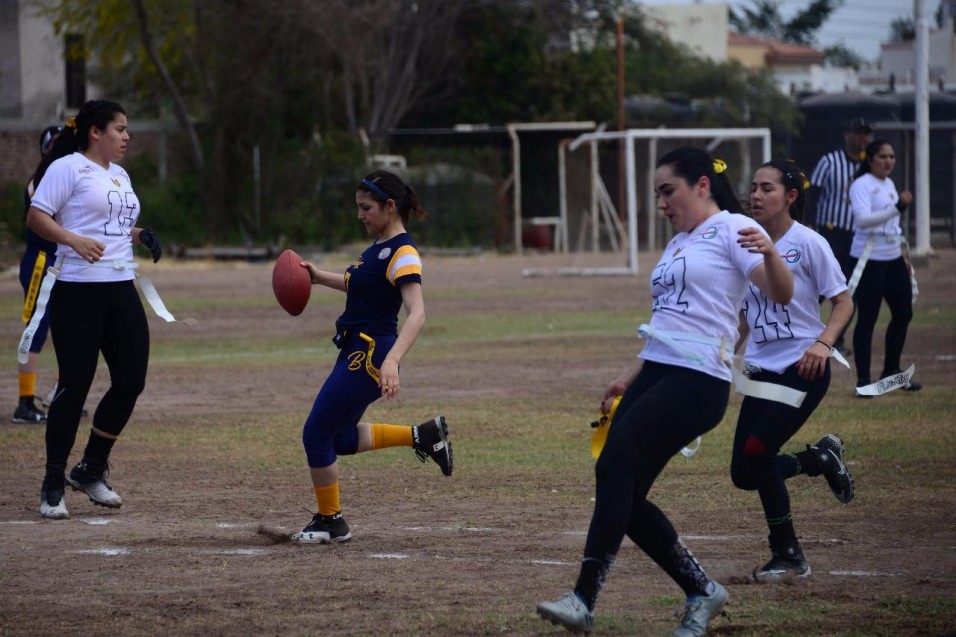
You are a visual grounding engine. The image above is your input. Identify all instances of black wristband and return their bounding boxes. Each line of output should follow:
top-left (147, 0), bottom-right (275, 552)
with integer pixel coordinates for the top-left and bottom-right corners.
top-left (815, 339), bottom-right (832, 349)
top-left (896, 200), bottom-right (909, 212)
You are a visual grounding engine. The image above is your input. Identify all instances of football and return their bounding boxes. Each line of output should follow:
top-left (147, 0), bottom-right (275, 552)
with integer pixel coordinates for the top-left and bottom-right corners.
top-left (272, 249), bottom-right (311, 316)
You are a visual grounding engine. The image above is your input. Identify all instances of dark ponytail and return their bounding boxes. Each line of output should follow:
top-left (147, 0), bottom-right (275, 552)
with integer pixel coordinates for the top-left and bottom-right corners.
top-left (760, 159), bottom-right (810, 222)
top-left (358, 170), bottom-right (427, 226)
top-left (31, 100), bottom-right (126, 192)
top-left (656, 146), bottom-right (744, 213)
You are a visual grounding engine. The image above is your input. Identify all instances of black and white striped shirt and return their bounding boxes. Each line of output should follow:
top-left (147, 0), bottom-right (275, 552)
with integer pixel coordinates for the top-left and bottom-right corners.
top-left (809, 149), bottom-right (862, 231)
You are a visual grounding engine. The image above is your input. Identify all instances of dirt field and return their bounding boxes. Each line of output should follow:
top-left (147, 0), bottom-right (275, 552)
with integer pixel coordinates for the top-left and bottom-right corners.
top-left (0, 246), bottom-right (954, 637)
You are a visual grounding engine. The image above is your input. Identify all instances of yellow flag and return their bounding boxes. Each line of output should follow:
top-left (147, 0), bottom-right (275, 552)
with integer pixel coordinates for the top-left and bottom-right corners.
top-left (590, 395), bottom-right (622, 460)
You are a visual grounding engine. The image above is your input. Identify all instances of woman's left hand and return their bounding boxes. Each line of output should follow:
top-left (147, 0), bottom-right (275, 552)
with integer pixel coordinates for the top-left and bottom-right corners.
top-left (797, 341), bottom-right (830, 380)
top-left (379, 358), bottom-right (400, 399)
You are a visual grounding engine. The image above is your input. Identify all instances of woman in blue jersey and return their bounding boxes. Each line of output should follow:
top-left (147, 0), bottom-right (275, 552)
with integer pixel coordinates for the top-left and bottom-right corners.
top-left (732, 159), bottom-right (855, 582)
top-left (538, 147), bottom-right (793, 637)
top-left (13, 126), bottom-right (62, 424)
top-left (26, 100), bottom-right (163, 520)
top-left (292, 170), bottom-right (452, 544)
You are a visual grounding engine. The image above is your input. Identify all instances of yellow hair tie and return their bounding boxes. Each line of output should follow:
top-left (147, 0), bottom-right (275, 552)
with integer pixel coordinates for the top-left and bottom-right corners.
top-left (65, 116), bottom-right (76, 129)
top-left (801, 173), bottom-right (810, 191)
top-left (713, 158), bottom-right (727, 174)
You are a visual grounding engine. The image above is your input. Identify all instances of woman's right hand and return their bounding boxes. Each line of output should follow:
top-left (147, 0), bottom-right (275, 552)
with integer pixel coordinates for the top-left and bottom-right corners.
top-left (602, 381), bottom-right (628, 413)
top-left (69, 235), bottom-right (106, 263)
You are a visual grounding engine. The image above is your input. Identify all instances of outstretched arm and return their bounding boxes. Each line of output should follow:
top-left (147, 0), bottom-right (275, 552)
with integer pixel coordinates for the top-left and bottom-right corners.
top-left (301, 261), bottom-right (347, 292)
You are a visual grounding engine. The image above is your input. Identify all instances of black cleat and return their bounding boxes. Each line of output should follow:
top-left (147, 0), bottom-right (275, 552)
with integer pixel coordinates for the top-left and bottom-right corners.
top-left (754, 539), bottom-right (811, 582)
top-left (413, 416), bottom-right (453, 476)
top-left (292, 511), bottom-right (352, 544)
top-left (811, 434), bottom-right (854, 503)
top-left (12, 397), bottom-right (47, 424)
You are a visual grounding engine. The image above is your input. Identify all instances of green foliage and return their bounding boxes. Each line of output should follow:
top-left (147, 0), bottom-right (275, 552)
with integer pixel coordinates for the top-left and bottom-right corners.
top-left (729, 0), bottom-right (841, 46)
top-left (43, 0), bottom-right (800, 248)
top-left (0, 181), bottom-right (26, 246)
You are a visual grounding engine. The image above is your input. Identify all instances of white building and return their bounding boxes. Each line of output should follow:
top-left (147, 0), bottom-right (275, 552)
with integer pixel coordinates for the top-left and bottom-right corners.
top-left (642, 3), bottom-right (729, 61)
top-left (643, 2), bottom-right (859, 94)
top-left (878, 8), bottom-right (956, 90)
top-left (0, 0), bottom-right (88, 121)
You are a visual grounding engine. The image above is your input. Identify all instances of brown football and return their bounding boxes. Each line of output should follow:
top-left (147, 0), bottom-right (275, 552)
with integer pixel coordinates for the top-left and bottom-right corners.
top-left (272, 249), bottom-right (311, 316)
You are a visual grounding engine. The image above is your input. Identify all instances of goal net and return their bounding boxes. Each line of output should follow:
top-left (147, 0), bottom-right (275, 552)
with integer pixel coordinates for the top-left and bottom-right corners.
top-left (524, 128), bottom-right (771, 277)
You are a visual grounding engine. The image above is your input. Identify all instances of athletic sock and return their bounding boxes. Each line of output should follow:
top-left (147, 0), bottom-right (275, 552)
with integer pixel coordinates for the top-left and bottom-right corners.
top-left (82, 431), bottom-right (117, 468)
top-left (370, 423), bottom-right (413, 450)
top-left (574, 555), bottom-right (614, 612)
top-left (766, 512), bottom-right (797, 545)
top-left (658, 538), bottom-right (716, 597)
top-left (776, 452), bottom-right (801, 479)
top-left (18, 372), bottom-right (37, 399)
top-left (793, 448), bottom-right (821, 477)
top-left (314, 483), bottom-right (342, 516)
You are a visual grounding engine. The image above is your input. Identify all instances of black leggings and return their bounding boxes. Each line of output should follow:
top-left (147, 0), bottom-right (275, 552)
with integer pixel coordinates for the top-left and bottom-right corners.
top-left (850, 256), bottom-right (912, 382)
top-left (730, 363), bottom-right (831, 537)
top-left (45, 281), bottom-right (149, 470)
top-left (584, 361), bottom-right (729, 565)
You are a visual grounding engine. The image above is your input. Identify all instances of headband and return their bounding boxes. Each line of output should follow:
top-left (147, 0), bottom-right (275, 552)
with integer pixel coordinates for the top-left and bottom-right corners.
top-left (361, 178), bottom-right (393, 203)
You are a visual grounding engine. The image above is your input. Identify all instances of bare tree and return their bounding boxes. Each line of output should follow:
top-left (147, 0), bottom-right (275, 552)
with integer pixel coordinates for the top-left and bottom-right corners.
top-left (318, 0), bottom-right (471, 135)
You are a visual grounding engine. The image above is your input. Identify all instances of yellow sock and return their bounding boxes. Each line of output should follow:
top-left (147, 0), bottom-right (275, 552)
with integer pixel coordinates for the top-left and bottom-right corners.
top-left (370, 423), bottom-right (413, 450)
top-left (314, 483), bottom-right (341, 516)
top-left (18, 372), bottom-right (37, 399)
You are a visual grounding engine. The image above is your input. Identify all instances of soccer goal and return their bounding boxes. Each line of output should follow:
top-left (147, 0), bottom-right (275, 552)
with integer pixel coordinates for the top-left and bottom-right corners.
top-left (524, 127), bottom-right (772, 277)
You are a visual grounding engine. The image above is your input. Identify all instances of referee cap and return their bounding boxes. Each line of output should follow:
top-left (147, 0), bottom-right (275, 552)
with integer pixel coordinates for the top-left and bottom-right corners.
top-left (39, 125), bottom-right (64, 154)
top-left (847, 117), bottom-right (872, 133)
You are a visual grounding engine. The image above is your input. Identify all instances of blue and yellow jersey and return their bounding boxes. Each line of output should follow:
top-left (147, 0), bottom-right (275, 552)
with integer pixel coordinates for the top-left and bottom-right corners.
top-left (24, 179), bottom-right (57, 254)
top-left (337, 233), bottom-right (422, 336)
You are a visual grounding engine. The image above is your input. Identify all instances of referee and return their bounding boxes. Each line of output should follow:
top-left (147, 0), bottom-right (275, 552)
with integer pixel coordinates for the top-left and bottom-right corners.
top-left (806, 117), bottom-right (873, 353)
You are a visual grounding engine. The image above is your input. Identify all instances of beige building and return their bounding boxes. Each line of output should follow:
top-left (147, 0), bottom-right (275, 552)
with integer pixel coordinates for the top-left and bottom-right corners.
top-left (643, 3), bottom-right (729, 61)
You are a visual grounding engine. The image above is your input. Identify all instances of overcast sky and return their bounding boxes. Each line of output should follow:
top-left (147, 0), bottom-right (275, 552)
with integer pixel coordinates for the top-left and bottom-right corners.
top-left (636, 0), bottom-right (941, 62)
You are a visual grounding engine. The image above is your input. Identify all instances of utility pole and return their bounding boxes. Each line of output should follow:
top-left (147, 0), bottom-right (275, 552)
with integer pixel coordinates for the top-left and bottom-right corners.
top-left (913, 0), bottom-right (932, 257)
top-left (616, 15), bottom-right (626, 225)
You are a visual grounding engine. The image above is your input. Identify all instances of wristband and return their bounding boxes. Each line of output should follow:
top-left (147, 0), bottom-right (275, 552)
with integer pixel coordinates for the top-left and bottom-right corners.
top-left (896, 200), bottom-right (909, 213)
top-left (815, 339), bottom-right (832, 349)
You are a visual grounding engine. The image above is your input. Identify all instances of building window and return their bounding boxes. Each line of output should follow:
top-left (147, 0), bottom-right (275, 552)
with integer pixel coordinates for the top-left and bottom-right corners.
top-left (65, 34), bottom-right (86, 109)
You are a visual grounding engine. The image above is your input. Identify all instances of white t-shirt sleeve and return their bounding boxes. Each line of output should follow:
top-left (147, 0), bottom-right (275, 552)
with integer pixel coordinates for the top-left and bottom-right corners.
top-left (808, 232), bottom-right (848, 299)
top-left (30, 158), bottom-right (75, 217)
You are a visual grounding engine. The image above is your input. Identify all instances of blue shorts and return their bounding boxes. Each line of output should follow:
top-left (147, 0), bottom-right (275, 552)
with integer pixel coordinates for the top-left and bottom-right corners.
top-left (302, 330), bottom-right (397, 468)
top-left (19, 247), bottom-right (54, 354)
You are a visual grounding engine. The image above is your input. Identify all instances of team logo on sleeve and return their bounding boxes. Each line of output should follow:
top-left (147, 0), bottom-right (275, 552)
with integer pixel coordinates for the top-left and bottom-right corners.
top-left (783, 248), bottom-right (802, 263)
top-left (700, 226), bottom-right (718, 239)
top-left (111, 178), bottom-right (121, 187)
top-left (378, 247), bottom-right (392, 260)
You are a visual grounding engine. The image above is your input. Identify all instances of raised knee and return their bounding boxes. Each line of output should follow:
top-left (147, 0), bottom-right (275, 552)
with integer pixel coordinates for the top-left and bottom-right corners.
top-left (743, 435), bottom-right (768, 457)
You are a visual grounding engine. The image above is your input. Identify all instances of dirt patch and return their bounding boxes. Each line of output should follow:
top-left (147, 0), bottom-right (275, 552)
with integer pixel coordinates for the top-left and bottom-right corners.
top-left (0, 248), bottom-right (954, 636)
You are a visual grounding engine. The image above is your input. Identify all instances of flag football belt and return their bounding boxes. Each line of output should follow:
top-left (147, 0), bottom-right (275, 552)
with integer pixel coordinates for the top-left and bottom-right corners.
top-left (357, 333), bottom-right (383, 383)
top-left (732, 347), bottom-right (851, 408)
top-left (588, 394), bottom-right (702, 460)
top-left (17, 256), bottom-right (191, 364)
top-left (637, 324), bottom-right (734, 367)
top-left (846, 234), bottom-right (919, 301)
top-left (855, 364), bottom-right (916, 397)
top-left (22, 251), bottom-right (48, 323)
